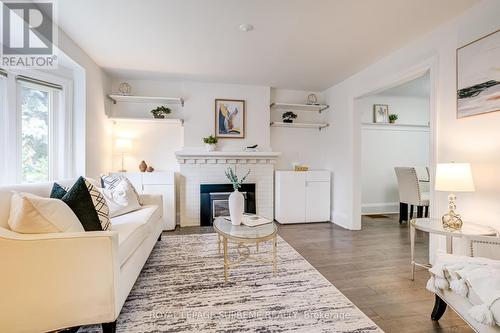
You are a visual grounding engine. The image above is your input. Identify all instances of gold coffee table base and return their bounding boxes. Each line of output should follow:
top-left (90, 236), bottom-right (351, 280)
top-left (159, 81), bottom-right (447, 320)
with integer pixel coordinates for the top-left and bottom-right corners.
top-left (216, 232), bottom-right (277, 282)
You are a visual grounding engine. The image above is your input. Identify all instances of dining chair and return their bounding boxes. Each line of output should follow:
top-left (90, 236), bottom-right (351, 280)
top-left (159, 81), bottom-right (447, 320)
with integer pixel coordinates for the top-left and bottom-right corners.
top-left (394, 167), bottom-right (430, 224)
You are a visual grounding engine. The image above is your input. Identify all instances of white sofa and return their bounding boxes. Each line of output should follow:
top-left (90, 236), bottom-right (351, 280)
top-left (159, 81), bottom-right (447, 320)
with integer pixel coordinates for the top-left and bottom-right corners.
top-left (0, 179), bottom-right (164, 333)
top-left (430, 234), bottom-right (500, 333)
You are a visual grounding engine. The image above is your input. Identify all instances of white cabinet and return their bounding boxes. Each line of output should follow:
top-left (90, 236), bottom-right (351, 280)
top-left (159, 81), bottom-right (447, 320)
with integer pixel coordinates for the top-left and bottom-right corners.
top-left (275, 170), bottom-right (330, 224)
top-left (110, 171), bottom-right (176, 231)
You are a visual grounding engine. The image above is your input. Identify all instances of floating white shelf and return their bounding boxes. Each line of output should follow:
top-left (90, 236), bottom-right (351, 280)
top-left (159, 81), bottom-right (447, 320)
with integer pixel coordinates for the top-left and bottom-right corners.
top-left (108, 94), bottom-right (184, 106)
top-left (270, 121), bottom-right (329, 130)
top-left (361, 123), bottom-right (429, 132)
top-left (108, 116), bottom-right (184, 125)
top-left (270, 102), bottom-right (329, 113)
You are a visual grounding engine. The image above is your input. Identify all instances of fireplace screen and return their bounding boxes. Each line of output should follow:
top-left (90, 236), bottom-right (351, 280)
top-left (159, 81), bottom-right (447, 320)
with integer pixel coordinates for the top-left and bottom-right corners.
top-left (200, 184), bottom-right (256, 226)
top-left (211, 192), bottom-right (247, 219)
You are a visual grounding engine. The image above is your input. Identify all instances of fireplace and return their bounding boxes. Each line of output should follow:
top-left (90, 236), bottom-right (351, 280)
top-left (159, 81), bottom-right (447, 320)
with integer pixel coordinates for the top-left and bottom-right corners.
top-left (200, 184), bottom-right (256, 226)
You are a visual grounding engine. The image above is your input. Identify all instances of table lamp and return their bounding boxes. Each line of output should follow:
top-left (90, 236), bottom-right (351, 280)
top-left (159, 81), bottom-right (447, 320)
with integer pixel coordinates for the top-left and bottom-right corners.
top-left (435, 163), bottom-right (475, 230)
top-left (115, 138), bottom-right (132, 172)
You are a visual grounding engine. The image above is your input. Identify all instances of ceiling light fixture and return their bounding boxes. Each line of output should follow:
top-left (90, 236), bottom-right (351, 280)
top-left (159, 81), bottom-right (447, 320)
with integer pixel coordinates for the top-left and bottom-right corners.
top-left (239, 24), bottom-right (254, 32)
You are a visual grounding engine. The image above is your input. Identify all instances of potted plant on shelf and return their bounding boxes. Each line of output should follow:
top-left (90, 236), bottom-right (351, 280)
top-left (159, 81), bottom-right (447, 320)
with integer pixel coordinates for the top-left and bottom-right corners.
top-left (203, 135), bottom-right (218, 152)
top-left (151, 106), bottom-right (172, 119)
top-left (225, 167), bottom-right (250, 226)
top-left (388, 114), bottom-right (398, 124)
top-left (282, 111), bottom-right (298, 123)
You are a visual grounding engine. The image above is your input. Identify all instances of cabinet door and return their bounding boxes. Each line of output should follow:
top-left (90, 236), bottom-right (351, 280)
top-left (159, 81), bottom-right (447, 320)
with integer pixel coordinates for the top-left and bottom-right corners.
top-left (305, 181), bottom-right (330, 222)
top-left (142, 184), bottom-right (176, 230)
top-left (275, 172), bottom-right (306, 223)
top-left (142, 171), bottom-right (175, 185)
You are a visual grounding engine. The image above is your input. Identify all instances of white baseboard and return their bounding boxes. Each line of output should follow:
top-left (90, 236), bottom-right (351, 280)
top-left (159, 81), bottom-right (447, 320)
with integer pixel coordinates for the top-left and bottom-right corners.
top-left (361, 202), bottom-right (399, 215)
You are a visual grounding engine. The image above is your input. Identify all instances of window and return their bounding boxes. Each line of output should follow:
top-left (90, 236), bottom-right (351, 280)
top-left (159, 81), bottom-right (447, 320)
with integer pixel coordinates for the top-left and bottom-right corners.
top-left (0, 72), bottom-right (7, 185)
top-left (0, 68), bottom-right (72, 184)
top-left (20, 84), bottom-right (51, 183)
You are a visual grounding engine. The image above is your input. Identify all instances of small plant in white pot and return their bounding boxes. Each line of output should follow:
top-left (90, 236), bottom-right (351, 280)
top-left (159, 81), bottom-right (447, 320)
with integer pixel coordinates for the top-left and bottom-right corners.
top-left (388, 114), bottom-right (398, 124)
top-left (203, 135), bottom-right (218, 152)
top-left (225, 167), bottom-right (250, 226)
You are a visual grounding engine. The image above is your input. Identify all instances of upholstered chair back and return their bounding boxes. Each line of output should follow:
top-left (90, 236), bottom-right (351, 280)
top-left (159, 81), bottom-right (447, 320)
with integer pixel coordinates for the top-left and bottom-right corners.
top-left (394, 167), bottom-right (425, 206)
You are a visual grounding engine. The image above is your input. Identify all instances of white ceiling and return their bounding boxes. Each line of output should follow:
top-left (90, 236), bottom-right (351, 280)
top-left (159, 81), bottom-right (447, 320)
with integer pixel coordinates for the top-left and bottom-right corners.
top-left (377, 72), bottom-right (431, 98)
top-left (57, 0), bottom-right (478, 90)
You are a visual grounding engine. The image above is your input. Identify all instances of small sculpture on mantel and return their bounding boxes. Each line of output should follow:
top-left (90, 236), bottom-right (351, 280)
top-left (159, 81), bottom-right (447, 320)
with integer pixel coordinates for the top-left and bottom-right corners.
top-left (146, 166), bottom-right (155, 172)
top-left (139, 160), bottom-right (147, 172)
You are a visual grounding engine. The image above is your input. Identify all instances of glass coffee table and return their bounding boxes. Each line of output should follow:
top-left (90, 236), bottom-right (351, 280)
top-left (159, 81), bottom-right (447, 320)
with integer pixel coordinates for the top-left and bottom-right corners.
top-left (213, 217), bottom-right (277, 282)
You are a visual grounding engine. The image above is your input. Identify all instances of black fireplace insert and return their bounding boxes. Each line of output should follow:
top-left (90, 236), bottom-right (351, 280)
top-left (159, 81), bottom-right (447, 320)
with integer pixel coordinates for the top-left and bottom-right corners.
top-left (200, 183), bottom-right (256, 226)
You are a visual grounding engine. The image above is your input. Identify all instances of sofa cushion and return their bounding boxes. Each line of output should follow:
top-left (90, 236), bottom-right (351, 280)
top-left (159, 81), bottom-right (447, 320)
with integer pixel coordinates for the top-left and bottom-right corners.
top-left (101, 175), bottom-right (142, 205)
top-left (51, 177), bottom-right (111, 231)
top-left (0, 180), bottom-right (76, 229)
top-left (8, 192), bottom-right (84, 234)
top-left (112, 205), bottom-right (161, 266)
top-left (101, 178), bottom-right (141, 218)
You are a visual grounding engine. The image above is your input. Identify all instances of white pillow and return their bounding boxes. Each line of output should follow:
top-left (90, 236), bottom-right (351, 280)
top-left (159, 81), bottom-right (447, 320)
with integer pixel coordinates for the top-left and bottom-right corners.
top-left (101, 175), bottom-right (142, 204)
top-left (8, 192), bottom-right (84, 234)
top-left (101, 178), bottom-right (141, 218)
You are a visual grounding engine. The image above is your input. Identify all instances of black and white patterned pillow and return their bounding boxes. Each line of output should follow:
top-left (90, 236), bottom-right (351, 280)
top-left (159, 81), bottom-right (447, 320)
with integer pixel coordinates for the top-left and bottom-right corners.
top-left (85, 179), bottom-right (111, 231)
top-left (101, 174), bottom-right (142, 205)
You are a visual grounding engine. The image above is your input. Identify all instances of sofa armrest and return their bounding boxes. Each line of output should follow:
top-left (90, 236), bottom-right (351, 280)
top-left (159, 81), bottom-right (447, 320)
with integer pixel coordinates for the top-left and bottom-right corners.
top-left (0, 229), bottom-right (120, 333)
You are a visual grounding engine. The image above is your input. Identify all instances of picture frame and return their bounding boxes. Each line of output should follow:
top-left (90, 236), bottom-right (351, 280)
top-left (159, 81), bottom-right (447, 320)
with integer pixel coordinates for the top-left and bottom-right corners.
top-left (215, 99), bottom-right (245, 139)
top-left (456, 29), bottom-right (500, 119)
top-left (373, 104), bottom-right (389, 123)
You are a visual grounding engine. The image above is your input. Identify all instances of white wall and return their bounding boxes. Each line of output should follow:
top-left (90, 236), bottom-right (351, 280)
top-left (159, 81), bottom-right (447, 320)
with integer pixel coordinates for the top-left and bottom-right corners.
top-left (321, 0), bottom-right (500, 240)
top-left (111, 120), bottom-right (184, 172)
top-left (108, 80), bottom-right (328, 173)
top-left (359, 95), bottom-right (430, 125)
top-left (110, 79), bottom-right (271, 153)
top-left (270, 89), bottom-right (328, 170)
top-left (360, 94), bottom-right (430, 213)
top-left (58, 30), bottom-right (112, 179)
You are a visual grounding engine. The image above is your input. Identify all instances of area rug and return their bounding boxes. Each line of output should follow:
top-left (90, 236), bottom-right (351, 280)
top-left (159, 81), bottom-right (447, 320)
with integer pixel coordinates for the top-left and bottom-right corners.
top-left (80, 234), bottom-right (382, 332)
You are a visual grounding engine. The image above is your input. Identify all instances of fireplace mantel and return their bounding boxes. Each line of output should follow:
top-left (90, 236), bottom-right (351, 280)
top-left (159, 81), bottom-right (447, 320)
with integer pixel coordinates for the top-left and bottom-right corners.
top-left (175, 150), bottom-right (281, 164)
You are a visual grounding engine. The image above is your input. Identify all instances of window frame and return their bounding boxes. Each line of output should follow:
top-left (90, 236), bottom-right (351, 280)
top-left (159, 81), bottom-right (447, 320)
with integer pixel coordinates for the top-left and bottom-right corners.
top-left (2, 68), bottom-right (73, 184)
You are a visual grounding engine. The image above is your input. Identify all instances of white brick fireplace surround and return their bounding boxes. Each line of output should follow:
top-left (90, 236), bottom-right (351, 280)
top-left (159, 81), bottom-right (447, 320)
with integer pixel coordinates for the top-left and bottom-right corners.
top-left (176, 151), bottom-right (281, 227)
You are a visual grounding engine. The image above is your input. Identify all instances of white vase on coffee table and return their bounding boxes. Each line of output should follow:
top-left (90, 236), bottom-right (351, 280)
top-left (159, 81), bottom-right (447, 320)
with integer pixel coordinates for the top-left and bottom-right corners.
top-left (229, 189), bottom-right (244, 226)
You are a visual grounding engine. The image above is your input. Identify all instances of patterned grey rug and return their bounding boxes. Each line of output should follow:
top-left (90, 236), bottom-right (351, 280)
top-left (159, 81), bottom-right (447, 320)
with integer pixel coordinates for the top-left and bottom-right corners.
top-left (80, 233), bottom-right (382, 332)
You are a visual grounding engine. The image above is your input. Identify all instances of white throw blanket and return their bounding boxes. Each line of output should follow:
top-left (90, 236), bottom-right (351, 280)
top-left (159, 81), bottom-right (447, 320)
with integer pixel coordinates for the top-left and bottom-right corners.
top-left (427, 253), bottom-right (500, 326)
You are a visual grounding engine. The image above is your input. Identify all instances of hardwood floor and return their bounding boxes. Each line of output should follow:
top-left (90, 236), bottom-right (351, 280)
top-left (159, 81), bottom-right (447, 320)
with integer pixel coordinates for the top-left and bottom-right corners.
top-left (166, 215), bottom-right (473, 333)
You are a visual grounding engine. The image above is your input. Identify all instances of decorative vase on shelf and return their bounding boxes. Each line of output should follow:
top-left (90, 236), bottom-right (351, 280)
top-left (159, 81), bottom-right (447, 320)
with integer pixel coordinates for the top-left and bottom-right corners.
top-left (228, 189), bottom-right (244, 226)
top-left (139, 160), bottom-right (147, 172)
top-left (206, 143), bottom-right (216, 152)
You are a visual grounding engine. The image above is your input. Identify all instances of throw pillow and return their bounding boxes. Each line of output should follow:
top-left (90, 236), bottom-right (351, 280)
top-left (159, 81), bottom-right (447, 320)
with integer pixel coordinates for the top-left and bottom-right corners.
top-left (50, 183), bottom-right (68, 198)
top-left (101, 178), bottom-right (142, 218)
top-left (51, 177), bottom-right (111, 231)
top-left (8, 192), bottom-right (84, 234)
top-left (101, 174), bottom-right (142, 204)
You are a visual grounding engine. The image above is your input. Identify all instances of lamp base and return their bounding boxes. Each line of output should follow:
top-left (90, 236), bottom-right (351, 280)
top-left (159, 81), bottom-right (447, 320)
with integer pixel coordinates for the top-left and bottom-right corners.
top-left (442, 212), bottom-right (463, 230)
top-left (442, 193), bottom-right (463, 230)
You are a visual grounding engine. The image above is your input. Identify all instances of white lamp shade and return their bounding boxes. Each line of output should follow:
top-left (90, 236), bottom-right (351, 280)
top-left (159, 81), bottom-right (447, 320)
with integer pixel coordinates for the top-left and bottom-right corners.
top-left (115, 138), bottom-right (132, 153)
top-left (435, 163), bottom-right (475, 192)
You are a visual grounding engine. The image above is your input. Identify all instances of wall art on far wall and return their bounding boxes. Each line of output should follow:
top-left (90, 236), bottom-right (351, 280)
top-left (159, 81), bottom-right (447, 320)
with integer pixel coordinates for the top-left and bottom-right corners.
top-left (457, 29), bottom-right (500, 118)
top-left (373, 104), bottom-right (389, 123)
top-left (215, 99), bottom-right (245, 138)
